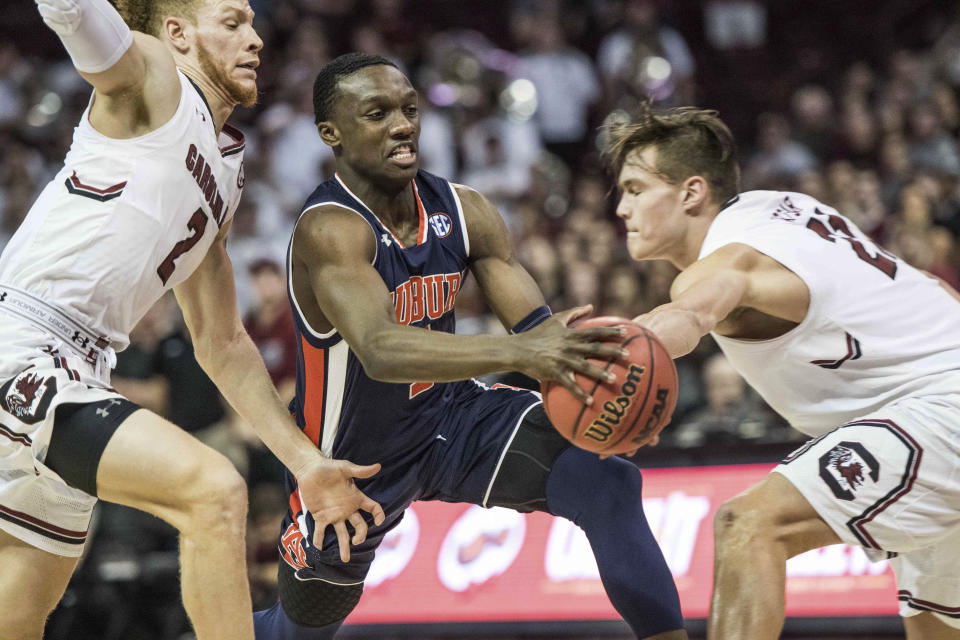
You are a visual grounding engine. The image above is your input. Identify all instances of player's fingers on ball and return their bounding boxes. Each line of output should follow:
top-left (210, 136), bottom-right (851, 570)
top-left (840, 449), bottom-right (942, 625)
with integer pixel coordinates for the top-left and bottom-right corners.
top-left (334, 521), bottom-right (351, 563)
top-left (576, 342), bottom-right (625, 360)
top-left (578, 326), bottom-right (625, 342)
top-left (575, 358), bottom-right (615, 383)
top-left (349, 513), bottom-right (368, 545)
top-left (560, 372), bottom-right (592, 405)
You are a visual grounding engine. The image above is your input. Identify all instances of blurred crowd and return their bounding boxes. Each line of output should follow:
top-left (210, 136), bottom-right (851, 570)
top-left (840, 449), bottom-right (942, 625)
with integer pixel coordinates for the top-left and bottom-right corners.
top-left (2, 0), bottom-right (960, 637)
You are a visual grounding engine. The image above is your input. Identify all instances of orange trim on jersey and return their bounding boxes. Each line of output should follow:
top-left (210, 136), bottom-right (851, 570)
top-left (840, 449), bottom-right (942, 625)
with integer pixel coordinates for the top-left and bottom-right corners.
top-left (334, 171), bottom-right (407, 248)
top-left (289, 486), bottom-right (304, 517)
top-left (300, 335), bottom-right (327, 447)
top-left (411, 179), bottom-right (428, 245)
top-left (334, 173), bottom-right (428, 248)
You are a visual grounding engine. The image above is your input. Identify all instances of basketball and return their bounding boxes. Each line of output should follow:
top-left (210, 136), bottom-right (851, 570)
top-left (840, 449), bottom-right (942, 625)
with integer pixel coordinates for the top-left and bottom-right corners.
top-left (541, 316), bottom-right (678, 455)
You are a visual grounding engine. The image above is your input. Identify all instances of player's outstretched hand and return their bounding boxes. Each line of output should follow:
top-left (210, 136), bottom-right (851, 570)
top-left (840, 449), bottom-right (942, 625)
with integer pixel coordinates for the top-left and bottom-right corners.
top-left (515, 305), bottom-right (627, 406)
top-left (292, 456), bottom-right (386, 563)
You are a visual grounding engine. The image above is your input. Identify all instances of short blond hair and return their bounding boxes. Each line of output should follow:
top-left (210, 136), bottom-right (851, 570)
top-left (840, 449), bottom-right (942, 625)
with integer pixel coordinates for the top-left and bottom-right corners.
top-left (113, 0), bottom-right (199, 36)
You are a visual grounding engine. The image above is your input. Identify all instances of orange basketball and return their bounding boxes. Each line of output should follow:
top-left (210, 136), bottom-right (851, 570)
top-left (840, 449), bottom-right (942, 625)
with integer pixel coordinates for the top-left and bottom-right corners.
top-left (541, 316), bottom-right (678, 455)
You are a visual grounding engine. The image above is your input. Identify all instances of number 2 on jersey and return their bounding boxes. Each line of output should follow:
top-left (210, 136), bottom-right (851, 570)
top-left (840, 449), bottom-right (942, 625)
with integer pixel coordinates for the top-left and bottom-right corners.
top-left (157, 208), bottom-right (208, 285)
top-left (805, 209), bottom-right (897, 279)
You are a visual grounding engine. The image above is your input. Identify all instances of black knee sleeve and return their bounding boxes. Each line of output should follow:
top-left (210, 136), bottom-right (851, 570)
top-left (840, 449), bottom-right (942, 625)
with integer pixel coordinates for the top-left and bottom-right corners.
top-left (278, 561), bottom-right (364, 627)
top-left (46, 398), bottom-right (140, 496)
top-left (487, 404), bottom-right (571, 513)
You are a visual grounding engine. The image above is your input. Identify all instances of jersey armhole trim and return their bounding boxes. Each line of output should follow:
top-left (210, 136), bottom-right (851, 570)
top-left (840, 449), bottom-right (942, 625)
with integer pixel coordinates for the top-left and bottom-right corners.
top-left (288, 201), bottom-right (377, 341)
top-left (449, 182), bottom-right (471, 258)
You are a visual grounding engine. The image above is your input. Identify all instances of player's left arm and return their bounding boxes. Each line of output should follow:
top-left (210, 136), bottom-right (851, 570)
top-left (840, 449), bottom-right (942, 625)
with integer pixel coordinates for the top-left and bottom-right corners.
top-left (457, 186), bottom-right (630, 394)
top-left (174, 222), bottom-right (385, 561)
top-left (456, 185), bottom-right (554, 329)
top-left (634, 243), bottom-right (809, 358)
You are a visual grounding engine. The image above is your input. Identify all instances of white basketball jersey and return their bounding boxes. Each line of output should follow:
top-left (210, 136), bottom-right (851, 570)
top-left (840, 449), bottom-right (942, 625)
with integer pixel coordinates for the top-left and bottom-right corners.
top-left (699, 190), bottom-right (960, 436)
top-left (0, 71), bottom-right (244, 351)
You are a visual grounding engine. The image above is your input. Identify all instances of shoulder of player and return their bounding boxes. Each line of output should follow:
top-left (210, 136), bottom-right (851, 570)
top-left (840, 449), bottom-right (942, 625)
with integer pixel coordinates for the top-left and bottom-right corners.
top-left (292, 203), bottom-right (375, 262)
top-left (450, 183), bottom-right (508, 250)
top-left (450, 182), bottom-right (484, 208)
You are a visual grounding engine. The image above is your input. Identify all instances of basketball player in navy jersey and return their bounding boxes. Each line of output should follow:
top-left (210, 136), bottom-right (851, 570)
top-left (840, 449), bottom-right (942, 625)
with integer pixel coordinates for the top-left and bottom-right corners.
top-left (253, 53), bottom-right (687, 640)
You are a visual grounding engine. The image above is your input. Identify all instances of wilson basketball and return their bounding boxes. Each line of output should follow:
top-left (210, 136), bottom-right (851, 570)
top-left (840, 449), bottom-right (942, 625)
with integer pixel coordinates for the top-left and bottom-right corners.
top-left (542, 316), bottom-right (678, 455)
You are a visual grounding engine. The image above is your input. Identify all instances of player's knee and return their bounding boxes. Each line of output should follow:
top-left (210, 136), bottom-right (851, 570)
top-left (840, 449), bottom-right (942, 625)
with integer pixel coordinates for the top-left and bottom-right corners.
top-left (547, 449), bottom-right (645, 525)
top-left (594, 458), bottom-right (644, 515)
top-left (278, 562), bottom-right (363, 628)
top-left (575, 457), bottom-right (645, 525)
top-left (713, 494), bottom-right (774, 551)
top-left (179, 454), bottom-right (248, 538)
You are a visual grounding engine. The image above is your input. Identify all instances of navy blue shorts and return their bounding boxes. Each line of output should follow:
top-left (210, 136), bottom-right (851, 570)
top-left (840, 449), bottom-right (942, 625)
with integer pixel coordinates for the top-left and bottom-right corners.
top-left (280, 382), bottom-right (541, 585)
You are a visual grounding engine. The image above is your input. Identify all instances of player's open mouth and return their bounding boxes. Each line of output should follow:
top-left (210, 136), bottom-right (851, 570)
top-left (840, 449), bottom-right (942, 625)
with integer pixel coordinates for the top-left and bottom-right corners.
top-left (388, 144), bottom-right (417, 168)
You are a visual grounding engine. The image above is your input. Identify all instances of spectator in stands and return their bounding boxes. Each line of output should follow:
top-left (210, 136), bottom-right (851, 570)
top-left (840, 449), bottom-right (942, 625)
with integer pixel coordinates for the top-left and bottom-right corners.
top-left (598, 0), bottom-right (695, 108)
top-left (243, 258), bottom-right (298, 402)
top-left (790, 85), bottom-right (835, 161)
top-left (517, 12), bottom-right (600, 170)
top-left (908, 99), bottom-right (960, 176)
top-left (743, 112), bottom-right (818, 189)
top-left (668, 354), bottom-right (764, 448)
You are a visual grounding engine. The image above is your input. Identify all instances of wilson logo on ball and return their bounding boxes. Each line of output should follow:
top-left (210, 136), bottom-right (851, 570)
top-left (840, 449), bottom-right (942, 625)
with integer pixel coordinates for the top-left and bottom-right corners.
top-left (583, 364), bottom-right (645, 443)
top-left (542, 316), bottom-right (678, 455)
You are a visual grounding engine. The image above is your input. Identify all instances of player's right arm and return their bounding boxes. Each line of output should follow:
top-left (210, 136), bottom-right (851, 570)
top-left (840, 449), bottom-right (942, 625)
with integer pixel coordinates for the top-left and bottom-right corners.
top-left (634, 243), bottom-right (810, 357)
top-left (292, 207), bottom-right (620, 402)
top-left (36, 0), bottom-right (180, 137)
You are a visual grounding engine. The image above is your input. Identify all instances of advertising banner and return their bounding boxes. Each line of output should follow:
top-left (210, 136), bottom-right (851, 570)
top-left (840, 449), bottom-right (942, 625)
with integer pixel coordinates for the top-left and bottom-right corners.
top-left (346, 463), bottom-right (897, 624)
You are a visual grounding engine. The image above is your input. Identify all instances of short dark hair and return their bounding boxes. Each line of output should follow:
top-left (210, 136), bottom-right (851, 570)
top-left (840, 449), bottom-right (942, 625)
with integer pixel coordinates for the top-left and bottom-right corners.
top-left (313, 53), bottom-right (398, 124)
top-left (604, 101), bottom-right (741, 205)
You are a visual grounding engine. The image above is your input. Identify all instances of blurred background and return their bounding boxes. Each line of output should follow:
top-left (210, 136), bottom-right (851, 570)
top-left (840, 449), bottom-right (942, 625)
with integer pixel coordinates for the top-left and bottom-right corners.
top-left (3, 0), bottom-right (959, 637)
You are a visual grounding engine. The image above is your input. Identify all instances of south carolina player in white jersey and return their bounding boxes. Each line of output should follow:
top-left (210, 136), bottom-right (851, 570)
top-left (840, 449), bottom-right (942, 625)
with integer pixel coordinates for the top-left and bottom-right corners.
top-left (606, 103), bottom-right (960, 639)
top-left (0, 2), bottom-right (383, 639)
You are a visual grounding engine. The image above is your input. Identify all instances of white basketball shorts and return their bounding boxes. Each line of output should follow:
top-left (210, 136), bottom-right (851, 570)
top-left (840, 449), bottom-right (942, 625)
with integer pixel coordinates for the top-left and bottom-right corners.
top-left (775, 394), bottom-right (960, 628)
top-left (0, 348), bottom-right (124, 557)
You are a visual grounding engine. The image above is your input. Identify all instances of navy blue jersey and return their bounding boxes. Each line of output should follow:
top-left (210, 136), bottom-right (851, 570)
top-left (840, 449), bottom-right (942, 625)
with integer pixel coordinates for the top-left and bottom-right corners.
top-left (278, 170), bottom-right (539, 583)
top-left (286, 170), bottom-right (470, 467)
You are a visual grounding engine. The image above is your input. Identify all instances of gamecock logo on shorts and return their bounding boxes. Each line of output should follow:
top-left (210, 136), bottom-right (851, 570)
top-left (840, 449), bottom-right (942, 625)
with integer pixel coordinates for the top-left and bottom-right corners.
top-left (0, 371), bottom-right (57, 424)
top-left (818, 441), bottom-right (880, 501)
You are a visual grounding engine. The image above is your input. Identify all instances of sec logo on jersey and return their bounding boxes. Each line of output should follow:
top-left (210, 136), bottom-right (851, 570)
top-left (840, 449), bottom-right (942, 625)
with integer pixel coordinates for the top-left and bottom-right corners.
top-left (429, 213), bottom-right (452, 238)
